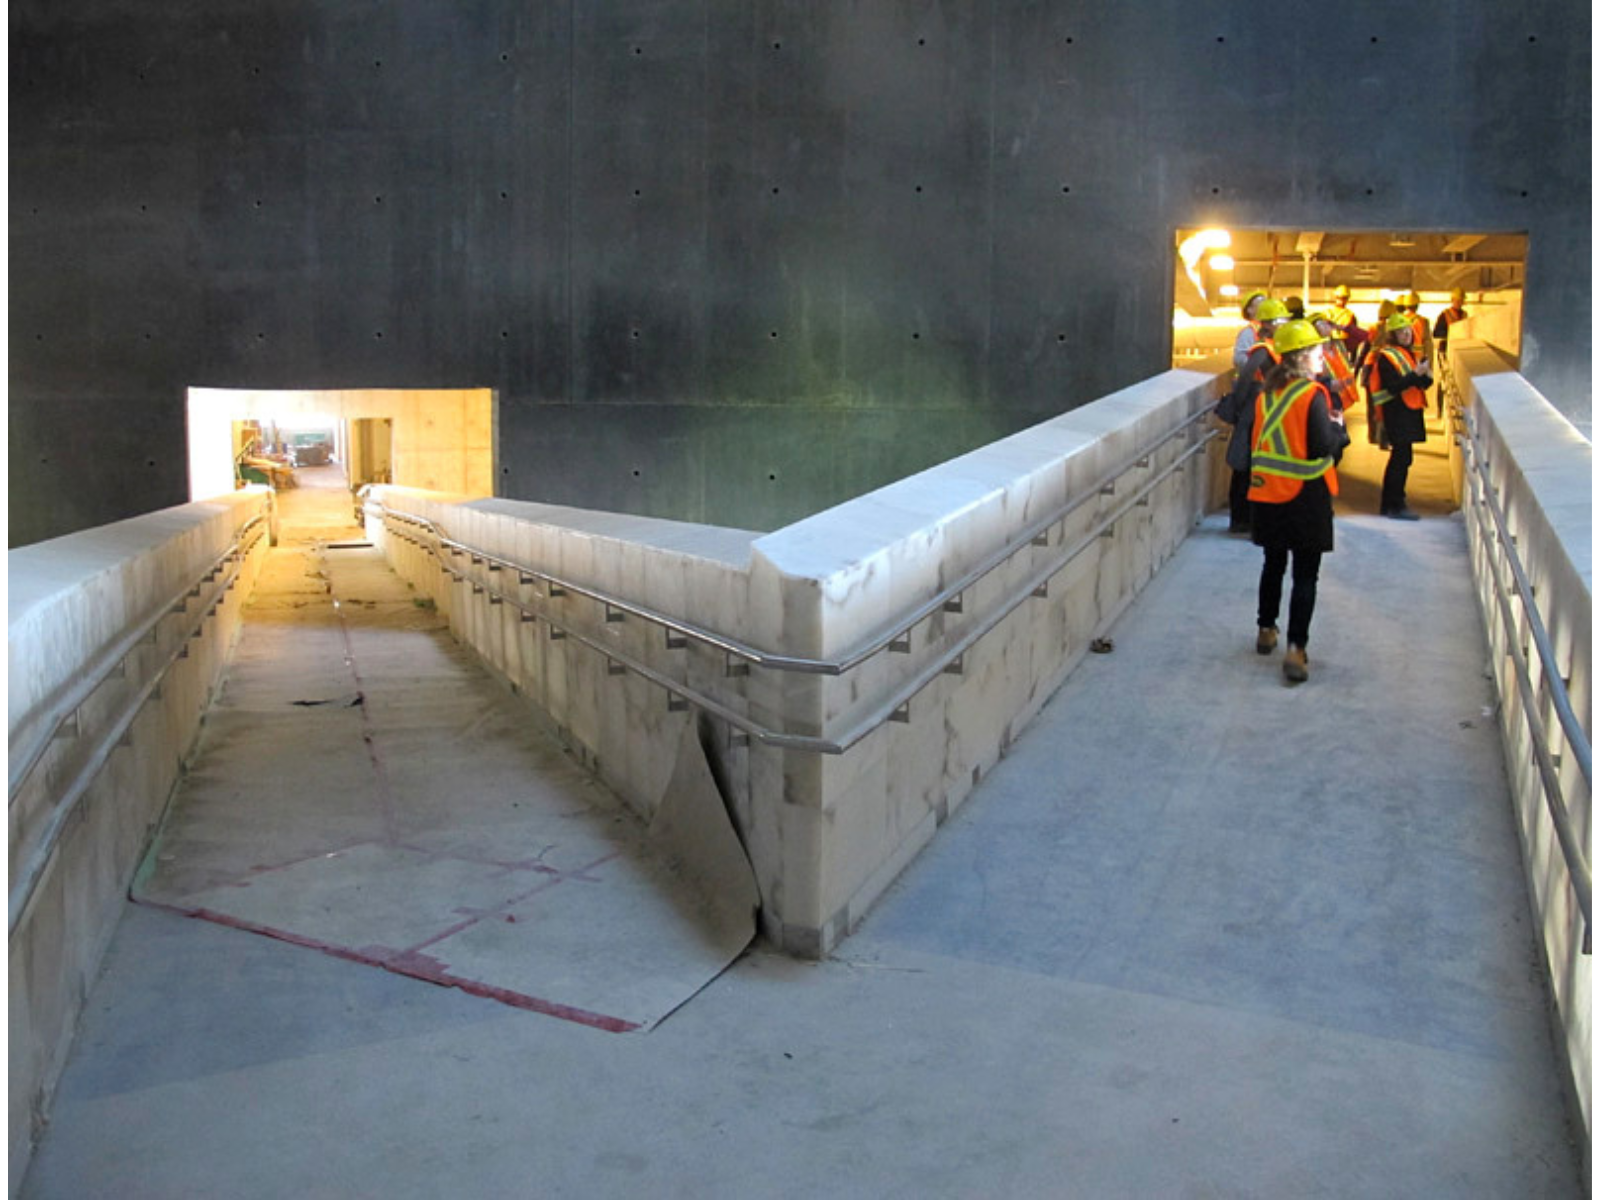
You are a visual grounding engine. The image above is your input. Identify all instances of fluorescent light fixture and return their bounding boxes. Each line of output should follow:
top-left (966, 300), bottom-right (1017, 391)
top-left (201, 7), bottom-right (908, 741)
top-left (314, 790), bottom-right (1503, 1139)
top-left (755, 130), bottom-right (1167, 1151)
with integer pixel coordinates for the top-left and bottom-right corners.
top-left (1209, 254), bottom-right (1235, 271)
top-left (1218, 284), bottom-right (1240, 298)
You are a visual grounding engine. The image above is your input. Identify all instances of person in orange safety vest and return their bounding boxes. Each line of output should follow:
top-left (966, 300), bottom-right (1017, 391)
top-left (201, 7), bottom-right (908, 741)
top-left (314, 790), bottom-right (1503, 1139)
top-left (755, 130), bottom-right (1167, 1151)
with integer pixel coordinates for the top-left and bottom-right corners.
top-left (1431, 287), bottom-right (1469, 417)
top-left (1216, 297), bottom-right (1290, 534)
top-left (1247, 319), bottom-right (1345, 683)
top-left (1368, 312), bottom-right (1433, 520)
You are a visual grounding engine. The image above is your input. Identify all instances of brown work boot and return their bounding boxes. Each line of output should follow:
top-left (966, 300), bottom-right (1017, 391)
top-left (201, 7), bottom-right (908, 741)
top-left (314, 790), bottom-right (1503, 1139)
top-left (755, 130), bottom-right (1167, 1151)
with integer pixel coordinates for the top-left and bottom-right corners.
top-left (1256, 625), bottom-right (1278, 655)
top-left (1283, 644), bottom-right (1309, 683)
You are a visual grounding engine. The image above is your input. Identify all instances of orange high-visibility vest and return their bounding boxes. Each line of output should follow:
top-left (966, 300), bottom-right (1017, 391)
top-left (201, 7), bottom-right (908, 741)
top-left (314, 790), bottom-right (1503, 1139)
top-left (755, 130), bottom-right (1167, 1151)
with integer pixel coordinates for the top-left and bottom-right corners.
top-left (1248, 379), bottom-right (1340, 504)
top-left (1323, 341), bottom-right (1357, 412)
top-left (1408, 312), bottom-right (1430, 350)
top-left (1370, 344), bottom-right (1426, 410)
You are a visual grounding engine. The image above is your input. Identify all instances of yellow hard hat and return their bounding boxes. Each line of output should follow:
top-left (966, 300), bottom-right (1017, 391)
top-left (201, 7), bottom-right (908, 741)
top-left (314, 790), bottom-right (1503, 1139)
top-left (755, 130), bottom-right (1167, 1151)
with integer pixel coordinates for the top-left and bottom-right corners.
top-left (1401, 291), bottom-right (1421, 308)
top-left (1241, 290), bottom-right (1268, 318)
top-left (1385, 312), bottom-right (1413, 333)
top-left (1332, 284), bottom-right (1351, 300)
top-left (1255, 298), bottom-right (1290, 322)
top-left (1273, 319), bottom-right (1327, 356)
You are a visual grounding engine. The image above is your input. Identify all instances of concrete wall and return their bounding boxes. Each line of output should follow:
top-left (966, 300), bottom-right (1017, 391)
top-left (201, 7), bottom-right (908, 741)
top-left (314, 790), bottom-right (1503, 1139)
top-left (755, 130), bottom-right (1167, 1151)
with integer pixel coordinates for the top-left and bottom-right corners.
top-left (1450, 341), bottom-right (1591, 1162)
top-left (7, 490), bottom-right (272, 1194)
top-left (368, 366), bottom-right (1224, 956)
top-left (8, 2), bottom-right (1591, 548)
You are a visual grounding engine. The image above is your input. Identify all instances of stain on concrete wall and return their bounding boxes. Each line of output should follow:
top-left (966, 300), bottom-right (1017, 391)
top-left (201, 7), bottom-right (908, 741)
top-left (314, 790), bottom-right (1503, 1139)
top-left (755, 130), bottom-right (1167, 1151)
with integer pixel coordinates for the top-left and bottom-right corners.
top-left (8, 1), bottom-right (1591, 547)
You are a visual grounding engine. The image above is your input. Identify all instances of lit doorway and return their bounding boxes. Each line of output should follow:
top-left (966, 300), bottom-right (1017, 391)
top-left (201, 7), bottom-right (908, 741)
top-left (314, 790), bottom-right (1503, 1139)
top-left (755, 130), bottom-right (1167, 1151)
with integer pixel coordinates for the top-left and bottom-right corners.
top-left (187, 387), bottom-right (495, 541)
top-left (1172, 228), bottom-right (1527, 366)
top-left (1172, 228), bottom-right (1527, 517)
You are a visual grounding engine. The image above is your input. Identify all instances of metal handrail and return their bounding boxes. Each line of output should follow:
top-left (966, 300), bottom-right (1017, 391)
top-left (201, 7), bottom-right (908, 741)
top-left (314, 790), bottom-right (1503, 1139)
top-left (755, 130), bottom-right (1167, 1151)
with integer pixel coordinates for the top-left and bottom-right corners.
top-left (8, 513), bottom-right (271, 802)
top-left (8, 515), bottom-right (270, 934)
top-left (1455, 395), bottom-right (1591, 952)
top-left (366, 404), bottom-right (1219, 679)
top-left (368, 419), bottom-right (1217, 754)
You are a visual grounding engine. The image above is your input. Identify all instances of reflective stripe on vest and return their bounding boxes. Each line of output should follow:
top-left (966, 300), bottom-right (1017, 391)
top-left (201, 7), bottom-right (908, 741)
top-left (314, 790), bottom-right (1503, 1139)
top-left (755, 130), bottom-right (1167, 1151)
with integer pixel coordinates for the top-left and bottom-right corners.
top-left (1248, 379), bottom-right (1338, 503)
top-left (1369, 345), bottom-right (1425, 409)
top-left (1323, 342), bottom-right (1356, 409)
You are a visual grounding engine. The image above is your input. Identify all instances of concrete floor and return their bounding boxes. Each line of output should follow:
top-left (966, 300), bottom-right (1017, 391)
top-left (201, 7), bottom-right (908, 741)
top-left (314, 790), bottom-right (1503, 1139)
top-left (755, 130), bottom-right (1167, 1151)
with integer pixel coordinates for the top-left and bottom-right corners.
top-left (20, 429), bottom-right (1586, 1198)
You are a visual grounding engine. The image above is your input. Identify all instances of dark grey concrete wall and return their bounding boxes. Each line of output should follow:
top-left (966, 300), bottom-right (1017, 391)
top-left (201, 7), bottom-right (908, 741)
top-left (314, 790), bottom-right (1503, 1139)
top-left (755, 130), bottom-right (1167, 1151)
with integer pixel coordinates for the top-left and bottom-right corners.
top-left (10, 2), bottom-right (1591, 547)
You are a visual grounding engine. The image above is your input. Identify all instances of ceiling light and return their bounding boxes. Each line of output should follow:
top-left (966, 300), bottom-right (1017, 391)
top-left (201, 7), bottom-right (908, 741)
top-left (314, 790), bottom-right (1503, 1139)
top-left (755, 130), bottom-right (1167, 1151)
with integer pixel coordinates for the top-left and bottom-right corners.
top-left (1218, 284), bottom-right (1240, 298)
top-left (1209, 254), bottom-right (1235, 271)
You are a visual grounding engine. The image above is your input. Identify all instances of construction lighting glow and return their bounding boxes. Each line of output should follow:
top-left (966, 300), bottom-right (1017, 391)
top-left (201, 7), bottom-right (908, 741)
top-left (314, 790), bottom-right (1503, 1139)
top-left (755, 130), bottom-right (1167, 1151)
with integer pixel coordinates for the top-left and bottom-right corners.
top-left (1209, 254), bottom-right (1235, 271)
top-left (1218, 284), bottom-right (1240, 297)
top-left (1177, 228), bottom-right (1233, 269)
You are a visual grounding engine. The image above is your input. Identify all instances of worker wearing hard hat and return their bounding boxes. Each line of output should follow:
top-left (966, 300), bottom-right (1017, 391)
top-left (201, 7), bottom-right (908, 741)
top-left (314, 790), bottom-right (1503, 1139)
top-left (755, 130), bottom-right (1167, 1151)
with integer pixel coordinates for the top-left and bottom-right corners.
top-left (1217, 298), bottom-right (1291, 533)
top-left (1431, 288), bottom-right (1469, 416)
top-left (1246, 318), bottom-right (1346, 683)
top-left (1325, 285), bottom-right (1367, 358)
top-left (1233, 291), bottom-right (1271, 370)
top-left (1397, 291), bottom-right (1435, 365)
top-left (1308, 312), bottom-right (1358, 421)
top-left (1368, 312), bottom-right (1433, 520)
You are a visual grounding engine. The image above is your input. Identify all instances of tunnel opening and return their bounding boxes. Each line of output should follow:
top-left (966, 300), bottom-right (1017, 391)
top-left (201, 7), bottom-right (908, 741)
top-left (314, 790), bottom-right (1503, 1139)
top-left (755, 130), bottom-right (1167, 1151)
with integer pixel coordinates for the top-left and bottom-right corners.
top-left (1170, 227), bottom-right (1528, 367)
top-left (1170, 227), bottom-right (1528, 520)
top-left (186, 387), bottom-right (497, 540)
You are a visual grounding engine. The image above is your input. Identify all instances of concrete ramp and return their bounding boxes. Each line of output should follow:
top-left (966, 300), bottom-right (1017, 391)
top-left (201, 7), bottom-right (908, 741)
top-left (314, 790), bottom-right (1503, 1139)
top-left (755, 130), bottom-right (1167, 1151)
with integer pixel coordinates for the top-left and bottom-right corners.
top-left (132, 544), bottom-right (755, 1032)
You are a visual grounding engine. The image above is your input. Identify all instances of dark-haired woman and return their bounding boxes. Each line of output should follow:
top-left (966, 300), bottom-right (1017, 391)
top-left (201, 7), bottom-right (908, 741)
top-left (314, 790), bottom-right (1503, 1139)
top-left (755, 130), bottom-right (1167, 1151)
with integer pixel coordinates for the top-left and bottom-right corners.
top-left (1248, 319), bottom-right (1346, 683)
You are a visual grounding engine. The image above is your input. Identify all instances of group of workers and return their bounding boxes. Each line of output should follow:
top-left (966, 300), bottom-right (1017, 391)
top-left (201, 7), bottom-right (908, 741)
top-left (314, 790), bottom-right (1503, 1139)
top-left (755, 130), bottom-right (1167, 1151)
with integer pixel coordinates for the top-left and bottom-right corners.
top-left (1214, 285), bottom-right (1469, 683)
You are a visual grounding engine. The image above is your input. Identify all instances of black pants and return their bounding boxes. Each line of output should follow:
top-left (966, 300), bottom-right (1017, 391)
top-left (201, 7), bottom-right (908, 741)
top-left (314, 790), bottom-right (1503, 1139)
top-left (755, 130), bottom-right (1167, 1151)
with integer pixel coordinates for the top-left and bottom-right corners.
top-left (1229, 468), bottom-right (1251, 528)
top-left (1258, 546), bottom-right (1322, 648)
top-left (1381, 443), bottom-right (1414, 513)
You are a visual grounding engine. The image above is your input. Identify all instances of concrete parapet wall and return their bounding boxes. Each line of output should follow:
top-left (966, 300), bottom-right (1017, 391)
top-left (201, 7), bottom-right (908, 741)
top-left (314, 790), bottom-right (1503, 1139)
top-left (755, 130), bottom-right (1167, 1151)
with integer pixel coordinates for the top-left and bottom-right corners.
top-left (369, 367), bottom-right (1226, 958)
top-left (7, 490), bottom-right (272, 1195)
top-left (1451, 340), bottom-right (1592, 1160)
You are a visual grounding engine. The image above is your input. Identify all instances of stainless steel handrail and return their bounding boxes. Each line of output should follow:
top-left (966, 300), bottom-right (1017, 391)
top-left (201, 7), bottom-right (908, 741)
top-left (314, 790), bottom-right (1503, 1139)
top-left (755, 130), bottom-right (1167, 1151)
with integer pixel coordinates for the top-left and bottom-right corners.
top-left (1455, 395), bottom-right (1591, 951)
top-left (8, 515), bottom-right (270, 934)
top-left (365, 404), bottom-right (1219, 679)
top-left (8, 513), bottom-right (271, 802)
top-left (367, 418), bottom-right (1217, 754)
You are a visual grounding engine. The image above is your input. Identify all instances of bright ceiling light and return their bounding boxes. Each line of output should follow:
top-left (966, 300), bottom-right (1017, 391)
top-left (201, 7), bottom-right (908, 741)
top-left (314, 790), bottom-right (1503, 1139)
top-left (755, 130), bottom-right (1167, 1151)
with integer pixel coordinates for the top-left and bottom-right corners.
top-left (1209, 254), bottom-right (1235, 271)
top-left (1177, 228), bottom-right (1232, 269)
top-left (1218, 284), bottom-right (1240, 298)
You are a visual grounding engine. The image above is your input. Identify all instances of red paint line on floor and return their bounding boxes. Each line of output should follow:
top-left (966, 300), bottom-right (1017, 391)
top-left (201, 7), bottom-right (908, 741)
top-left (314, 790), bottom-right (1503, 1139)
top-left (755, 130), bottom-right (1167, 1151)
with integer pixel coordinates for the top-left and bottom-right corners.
top-left (131, 896), bottom-right (639, 1033)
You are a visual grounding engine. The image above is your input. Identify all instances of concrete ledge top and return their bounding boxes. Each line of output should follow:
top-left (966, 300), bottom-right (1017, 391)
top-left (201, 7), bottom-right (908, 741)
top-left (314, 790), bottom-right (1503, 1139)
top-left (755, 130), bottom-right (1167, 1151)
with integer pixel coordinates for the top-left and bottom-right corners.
top-left (8, 492), bottom-right (266, 631)
top-left (463, 498), bottom-right (762, 569)
top-left (753, 369), bottom-right (1221, 583)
